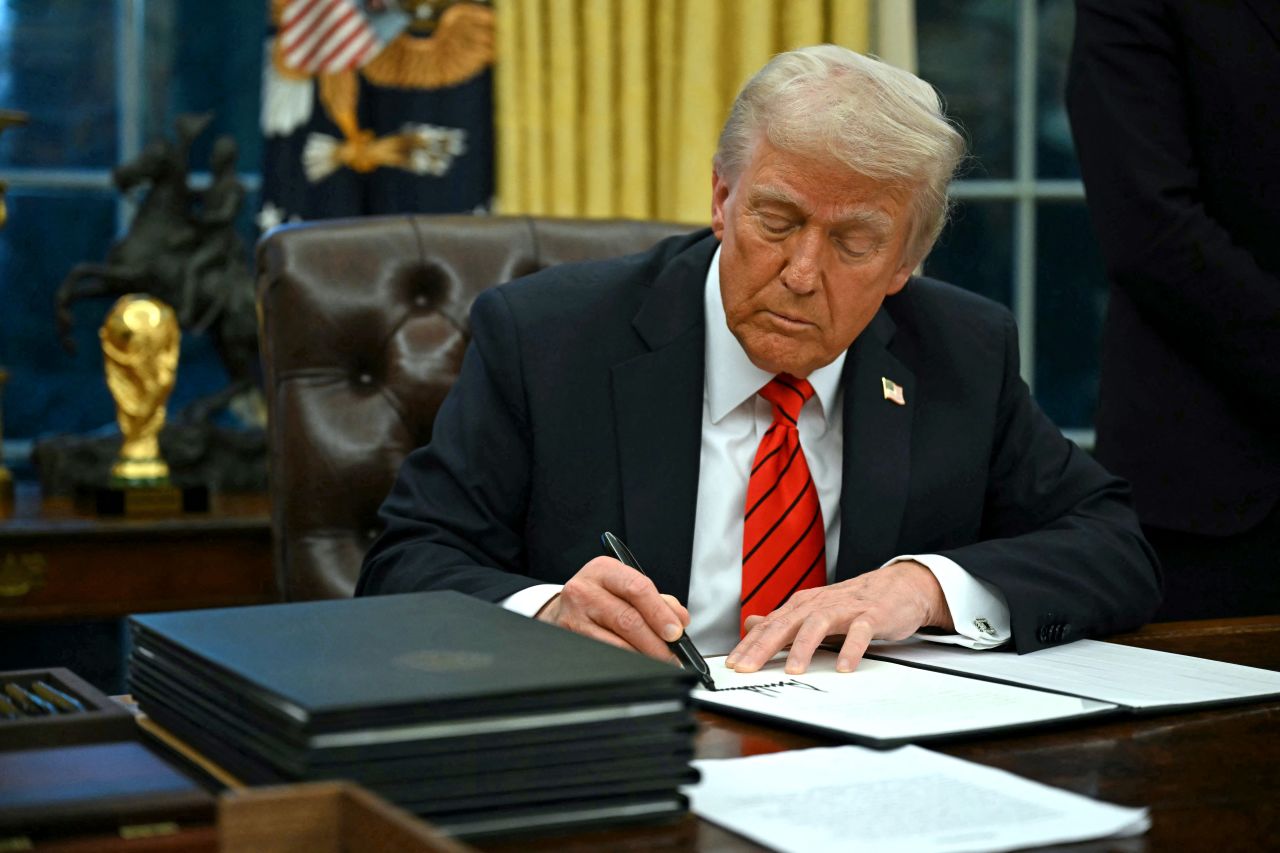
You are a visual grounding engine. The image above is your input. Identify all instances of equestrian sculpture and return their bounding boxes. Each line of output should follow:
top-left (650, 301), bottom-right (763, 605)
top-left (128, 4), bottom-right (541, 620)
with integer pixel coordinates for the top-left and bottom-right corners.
top-left (54, 114), bottom-right (258, 424)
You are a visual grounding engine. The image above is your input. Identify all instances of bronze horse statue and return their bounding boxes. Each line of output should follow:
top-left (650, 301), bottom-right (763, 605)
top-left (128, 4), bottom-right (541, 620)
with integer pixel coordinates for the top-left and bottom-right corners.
top-left (54, 115), bottom-right (258, 423)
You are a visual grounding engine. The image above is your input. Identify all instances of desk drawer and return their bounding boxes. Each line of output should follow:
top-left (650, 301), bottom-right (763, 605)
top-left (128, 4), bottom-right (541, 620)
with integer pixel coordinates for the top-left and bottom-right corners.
top-left (0, 535), bottom-right (276, 621)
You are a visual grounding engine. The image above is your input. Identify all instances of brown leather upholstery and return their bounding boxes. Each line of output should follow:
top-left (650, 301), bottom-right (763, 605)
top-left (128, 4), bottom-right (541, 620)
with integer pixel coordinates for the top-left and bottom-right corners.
top-left (256, 215), bottom-right (694, 600)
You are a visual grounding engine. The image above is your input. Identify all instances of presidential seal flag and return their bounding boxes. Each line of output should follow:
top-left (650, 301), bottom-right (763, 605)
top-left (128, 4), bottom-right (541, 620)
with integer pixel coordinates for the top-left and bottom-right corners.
top-left (258, 0), bottom-right (494, 231)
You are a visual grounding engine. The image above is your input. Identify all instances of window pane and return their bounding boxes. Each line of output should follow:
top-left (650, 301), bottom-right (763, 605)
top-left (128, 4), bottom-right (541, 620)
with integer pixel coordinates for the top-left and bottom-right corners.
top-left (923, 200), bottom-right (1013, 308)
top-left (918, 0), bottom-right (1016, 179)
top-left (0, 4), bottom-right (118, 168)
top-left (143, 1), bottom-right (266, 177)
top-left (0, 189), bottom-right (118, 440)
top-left (1034, 202), bottom-right (1105, 428)
top-left (1037, 0), bottom-right (1079, 178)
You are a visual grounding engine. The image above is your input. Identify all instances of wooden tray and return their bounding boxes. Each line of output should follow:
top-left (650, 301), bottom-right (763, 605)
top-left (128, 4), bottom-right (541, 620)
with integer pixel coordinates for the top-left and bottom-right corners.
top-left (0, 667), bottom-right (136, 750)
top-left (219, 782), bottom-right (475, 853)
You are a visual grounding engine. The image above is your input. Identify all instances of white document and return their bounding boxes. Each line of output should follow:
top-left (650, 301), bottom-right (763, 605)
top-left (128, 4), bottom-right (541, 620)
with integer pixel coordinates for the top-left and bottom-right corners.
top-left (685, 744), bottom-right (1150, 853)
top-left (868, 638), bottom-right (1280, 710)
top-left (694, 651), bottom-right (1114, 744)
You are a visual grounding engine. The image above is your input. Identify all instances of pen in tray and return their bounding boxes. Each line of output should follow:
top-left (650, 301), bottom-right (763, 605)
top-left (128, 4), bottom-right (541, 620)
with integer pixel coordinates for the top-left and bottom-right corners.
top-left (3, 682), bottom-right (58, 716)
top-left (32, 680), bottom-right (87, 713)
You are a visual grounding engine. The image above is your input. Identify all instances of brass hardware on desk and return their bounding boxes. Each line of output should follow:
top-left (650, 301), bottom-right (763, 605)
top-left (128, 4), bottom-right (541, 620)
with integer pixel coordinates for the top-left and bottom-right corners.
top-left (0, 552), bottom-right (46, 598)
top-left (119, 822), bottom-right (180, 840)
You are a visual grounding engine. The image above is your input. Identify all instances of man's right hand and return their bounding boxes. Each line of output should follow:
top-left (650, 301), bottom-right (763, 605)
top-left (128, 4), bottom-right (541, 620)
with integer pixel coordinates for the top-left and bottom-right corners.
top-left (535, 557), bottom-right (690, 663)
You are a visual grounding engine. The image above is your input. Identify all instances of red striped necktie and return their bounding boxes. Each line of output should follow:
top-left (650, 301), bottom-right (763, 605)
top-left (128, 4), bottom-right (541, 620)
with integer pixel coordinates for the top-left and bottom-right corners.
top-left (740, 374), bottom-right (827, 637)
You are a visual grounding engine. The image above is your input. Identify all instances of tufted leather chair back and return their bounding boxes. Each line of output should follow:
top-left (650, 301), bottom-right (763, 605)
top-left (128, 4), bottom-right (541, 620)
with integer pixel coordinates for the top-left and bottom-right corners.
top-left (256, 214), bottom-right (695, 600)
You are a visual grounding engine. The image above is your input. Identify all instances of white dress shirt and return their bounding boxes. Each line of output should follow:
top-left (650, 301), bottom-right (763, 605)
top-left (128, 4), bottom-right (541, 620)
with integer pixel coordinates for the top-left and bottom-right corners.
top-left (505, 247), bottom-right (1011, 654)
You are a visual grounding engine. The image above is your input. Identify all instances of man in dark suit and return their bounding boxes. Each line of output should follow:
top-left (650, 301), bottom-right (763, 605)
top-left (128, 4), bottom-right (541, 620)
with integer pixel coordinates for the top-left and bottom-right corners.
top-left (359, 45), bottom-right (1160, 673)
top-left (1066, 0), bottom-right (1280, 619)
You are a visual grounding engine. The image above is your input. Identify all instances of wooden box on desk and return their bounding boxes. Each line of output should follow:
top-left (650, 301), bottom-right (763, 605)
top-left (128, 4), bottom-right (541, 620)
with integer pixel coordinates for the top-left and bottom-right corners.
top-left (219, 783), bottom-right (475, 853)
top-left (0, 667), bottom-right (135, 750)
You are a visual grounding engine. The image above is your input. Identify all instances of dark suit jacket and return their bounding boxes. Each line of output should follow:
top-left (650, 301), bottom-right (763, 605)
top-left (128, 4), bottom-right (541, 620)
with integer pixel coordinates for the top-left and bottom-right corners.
top-left (358, 230), bottom-right (1160, 652)
top-left (1066, 0), bottom-right (1280, 535)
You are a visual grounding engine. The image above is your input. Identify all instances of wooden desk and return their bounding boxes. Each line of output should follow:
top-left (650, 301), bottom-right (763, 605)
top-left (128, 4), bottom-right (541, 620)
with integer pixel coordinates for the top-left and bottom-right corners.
top-left (0, 483), bottom-right (277, 622)
top-left (481, 617), bottom-right (1280, 852)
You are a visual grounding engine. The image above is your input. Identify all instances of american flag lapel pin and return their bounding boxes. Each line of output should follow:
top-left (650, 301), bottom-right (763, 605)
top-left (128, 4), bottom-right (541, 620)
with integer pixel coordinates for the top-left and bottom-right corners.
top-left (881, 377), bottom-right (906, 405)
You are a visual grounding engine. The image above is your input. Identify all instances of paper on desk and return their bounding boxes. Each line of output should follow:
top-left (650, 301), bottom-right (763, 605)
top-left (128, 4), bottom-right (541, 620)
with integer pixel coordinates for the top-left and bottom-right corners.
top-left (694, 652), bottom-right (1114, 744)
top-left (868, 638), bottom-right (1280, 709)
top-left (685, 744), bottom-right (1149, 853)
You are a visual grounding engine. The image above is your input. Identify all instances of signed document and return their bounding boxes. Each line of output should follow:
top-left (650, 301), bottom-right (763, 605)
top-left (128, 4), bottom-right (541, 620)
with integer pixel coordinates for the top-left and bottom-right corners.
top-left (686, 745), bottom-right (1149, 853)
top-left (693, 652), bottom-right (1114, 745)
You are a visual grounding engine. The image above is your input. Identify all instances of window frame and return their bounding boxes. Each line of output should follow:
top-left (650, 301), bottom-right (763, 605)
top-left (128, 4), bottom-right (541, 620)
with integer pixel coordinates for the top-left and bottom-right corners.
top-left (945, 0), bottom-right (1092, 448)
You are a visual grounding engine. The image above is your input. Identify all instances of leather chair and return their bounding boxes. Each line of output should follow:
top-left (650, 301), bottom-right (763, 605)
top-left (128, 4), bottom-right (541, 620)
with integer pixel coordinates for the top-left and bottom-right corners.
top-left (256, 215), bottom-right (694, 600)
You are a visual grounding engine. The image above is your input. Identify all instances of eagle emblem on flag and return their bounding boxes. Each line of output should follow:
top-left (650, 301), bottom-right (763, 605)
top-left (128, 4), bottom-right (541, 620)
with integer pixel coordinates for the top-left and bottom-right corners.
top-left (260, 0), bottom-right (495, 229)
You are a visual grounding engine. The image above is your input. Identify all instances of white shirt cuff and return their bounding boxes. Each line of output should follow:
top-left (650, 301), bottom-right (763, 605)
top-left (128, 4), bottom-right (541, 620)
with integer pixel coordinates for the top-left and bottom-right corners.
top-left (882, 554), bottom-right (1011, 649)
top-left (501, 583), bottom-right (564, 618)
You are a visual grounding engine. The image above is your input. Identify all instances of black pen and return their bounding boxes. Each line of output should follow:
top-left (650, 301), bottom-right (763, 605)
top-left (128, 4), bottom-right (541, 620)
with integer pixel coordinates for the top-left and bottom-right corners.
top-left (601, 531), bottom-right (716, 690)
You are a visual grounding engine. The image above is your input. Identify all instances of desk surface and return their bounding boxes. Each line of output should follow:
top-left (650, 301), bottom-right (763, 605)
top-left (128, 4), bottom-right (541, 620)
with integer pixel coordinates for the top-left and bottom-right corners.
top-left (481, 616), bottom-right (1280, 852)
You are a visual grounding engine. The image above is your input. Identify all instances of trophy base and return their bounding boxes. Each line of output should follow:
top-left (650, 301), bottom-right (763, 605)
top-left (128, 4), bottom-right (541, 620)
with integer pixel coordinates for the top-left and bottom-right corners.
top-left (111, 457), bottom-right (170, 482)
top-left (82, 483), bottom-right (210, 517)
top-left (33, 423), bottom-right (266, 497)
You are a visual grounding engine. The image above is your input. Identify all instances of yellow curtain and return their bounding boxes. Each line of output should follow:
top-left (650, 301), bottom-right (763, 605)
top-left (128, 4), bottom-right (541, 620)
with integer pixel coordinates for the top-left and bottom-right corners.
top-left (495, 0), bottom-right (906, 224)
top-left (874, 0), bottom-right (917, 73)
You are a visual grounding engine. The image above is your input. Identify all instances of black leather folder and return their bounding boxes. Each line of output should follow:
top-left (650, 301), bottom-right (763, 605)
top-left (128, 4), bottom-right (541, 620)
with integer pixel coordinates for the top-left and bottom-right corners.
top-left (129, 591), bottom-right (694, 735)
top-left (127, 591), bottom-right (698, 837)
top-left (132, 681), bottom-right (694, 785)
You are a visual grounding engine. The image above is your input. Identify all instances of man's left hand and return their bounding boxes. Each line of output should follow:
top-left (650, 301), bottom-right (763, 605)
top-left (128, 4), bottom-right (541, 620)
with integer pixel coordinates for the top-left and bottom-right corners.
top-left (724, 560), bottom-right (955, 675)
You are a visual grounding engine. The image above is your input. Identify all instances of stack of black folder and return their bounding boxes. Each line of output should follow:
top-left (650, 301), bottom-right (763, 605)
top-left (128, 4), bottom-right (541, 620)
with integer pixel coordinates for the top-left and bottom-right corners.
top-left (127, 591), bottom-right (698, 838)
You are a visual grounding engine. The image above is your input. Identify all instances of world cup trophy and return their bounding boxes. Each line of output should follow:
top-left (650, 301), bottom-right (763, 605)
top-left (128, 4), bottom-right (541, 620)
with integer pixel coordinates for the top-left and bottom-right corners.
top-left (93, 294), bottom-right (204, 514)
top-left (100, 295), bottom-right (180, 484)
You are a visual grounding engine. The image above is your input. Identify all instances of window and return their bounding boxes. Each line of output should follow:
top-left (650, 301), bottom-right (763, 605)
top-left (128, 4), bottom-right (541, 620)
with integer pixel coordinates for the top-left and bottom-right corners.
top-left (0, 1), bottom-right (263, 475)
top-left (919, 0), bottom-right (1099, 445)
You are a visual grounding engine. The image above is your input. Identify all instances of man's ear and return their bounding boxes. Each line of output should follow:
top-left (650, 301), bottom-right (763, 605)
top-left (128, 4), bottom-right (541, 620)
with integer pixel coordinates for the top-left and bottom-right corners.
top-left (710, 169), bottom-right (730, 240)
top-left (886, 259), bottom-right (914, 295)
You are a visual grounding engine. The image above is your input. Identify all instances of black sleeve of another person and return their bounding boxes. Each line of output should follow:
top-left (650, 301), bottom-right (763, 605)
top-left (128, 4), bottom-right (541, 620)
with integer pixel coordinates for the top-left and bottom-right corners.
top-left (1065, 0), bottom-right (1280, 419)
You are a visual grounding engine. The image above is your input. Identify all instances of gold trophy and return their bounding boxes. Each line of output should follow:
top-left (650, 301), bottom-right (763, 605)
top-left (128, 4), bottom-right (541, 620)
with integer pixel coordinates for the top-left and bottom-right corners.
top-left (96, 295), bottom-right (187, 514)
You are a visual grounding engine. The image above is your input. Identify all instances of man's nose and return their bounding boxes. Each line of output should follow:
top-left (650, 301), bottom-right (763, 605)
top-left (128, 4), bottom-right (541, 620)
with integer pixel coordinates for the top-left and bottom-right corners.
top-left (781, 229), bottom-right (822, 294)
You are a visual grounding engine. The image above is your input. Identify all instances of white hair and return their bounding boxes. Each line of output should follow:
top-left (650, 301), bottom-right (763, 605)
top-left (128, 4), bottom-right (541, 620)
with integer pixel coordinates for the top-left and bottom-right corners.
top-left (714, 44), bottom-right (966, 264)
